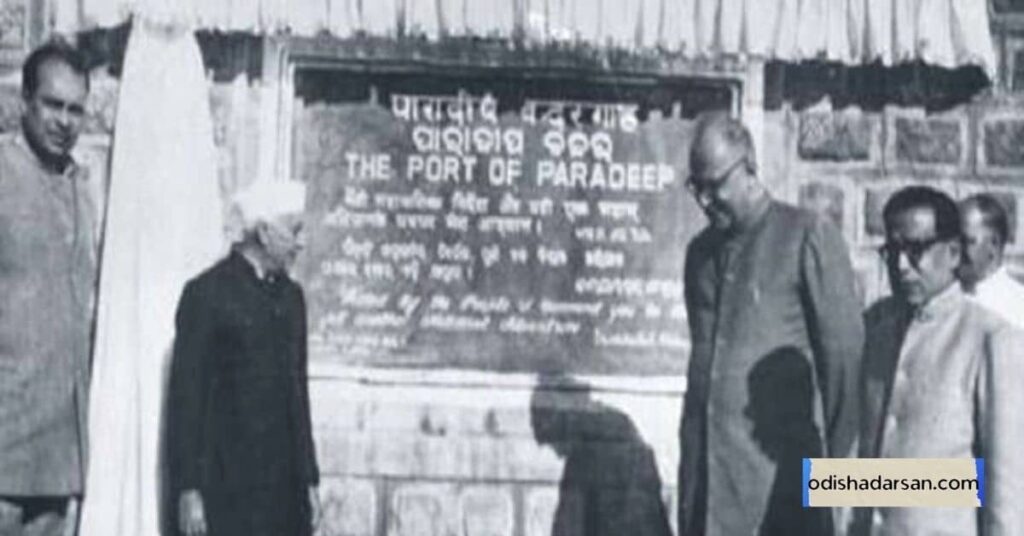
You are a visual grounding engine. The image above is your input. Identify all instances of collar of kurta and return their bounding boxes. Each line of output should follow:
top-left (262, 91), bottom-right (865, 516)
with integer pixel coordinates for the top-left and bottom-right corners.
top-left (228, 249), bottom-right (284, 285)
top-left (13, 131), bottom-right (79, 179)
top-left (912, 282), bottom-right (963, 322)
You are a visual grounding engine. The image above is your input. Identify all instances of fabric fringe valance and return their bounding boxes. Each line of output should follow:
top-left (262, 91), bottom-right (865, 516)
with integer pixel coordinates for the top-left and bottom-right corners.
top-left (53, 0), bottom-right (997, 78)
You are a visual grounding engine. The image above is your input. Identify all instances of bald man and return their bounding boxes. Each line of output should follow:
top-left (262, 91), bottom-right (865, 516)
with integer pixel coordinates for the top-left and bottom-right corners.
top-left (679, 113), bottom-right (864, 536)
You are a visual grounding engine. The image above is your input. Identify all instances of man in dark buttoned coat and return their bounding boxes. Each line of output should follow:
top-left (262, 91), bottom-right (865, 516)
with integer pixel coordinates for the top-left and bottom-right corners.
top-left (0, 40), bottom-right (95, 536)
top-left (168, 179), bottom-right (321, 536)
top-left (678, 113), bottom-right (864, 536)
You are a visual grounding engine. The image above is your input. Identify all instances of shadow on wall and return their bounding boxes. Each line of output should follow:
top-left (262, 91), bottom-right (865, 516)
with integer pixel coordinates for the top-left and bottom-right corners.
top-left (530, 376), bottom-right (672, 536)
top-left (745, 348), bottom-right (832, 536)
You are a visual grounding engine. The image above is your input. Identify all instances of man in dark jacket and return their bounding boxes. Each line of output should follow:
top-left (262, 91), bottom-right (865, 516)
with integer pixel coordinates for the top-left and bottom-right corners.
top-left (168, 179), bottom-right (320, 536)
top-left (679, 113), bottom-right (863, 536)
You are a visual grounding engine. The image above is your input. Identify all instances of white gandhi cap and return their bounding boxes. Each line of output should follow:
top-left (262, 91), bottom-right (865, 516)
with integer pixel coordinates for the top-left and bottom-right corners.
top-left (231, 179), bottom-right (308, 225)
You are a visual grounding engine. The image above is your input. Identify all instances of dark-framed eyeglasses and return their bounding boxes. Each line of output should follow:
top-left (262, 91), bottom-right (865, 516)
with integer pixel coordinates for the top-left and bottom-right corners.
top-left (685, 156), bottom-right (746, 205)
top-left (877, 237), bottom-right (945, 268)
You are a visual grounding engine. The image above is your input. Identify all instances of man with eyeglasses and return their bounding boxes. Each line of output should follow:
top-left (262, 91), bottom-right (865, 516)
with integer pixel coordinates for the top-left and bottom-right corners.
top-left (851, 186), bottom-right (1024, 536)
top-left (679, 113), bottom-right (863, 536)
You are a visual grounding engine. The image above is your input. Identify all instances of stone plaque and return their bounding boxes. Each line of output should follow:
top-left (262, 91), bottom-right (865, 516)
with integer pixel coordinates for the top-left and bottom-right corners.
top-left (291, 67), bottom-right (734, 374)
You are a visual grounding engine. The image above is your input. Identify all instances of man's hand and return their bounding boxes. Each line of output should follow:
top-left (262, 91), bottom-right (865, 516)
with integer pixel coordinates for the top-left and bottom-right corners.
top-left (309, 486), bottom-right (322, 531)
top-left (178, 489), bottom-right (207, 536)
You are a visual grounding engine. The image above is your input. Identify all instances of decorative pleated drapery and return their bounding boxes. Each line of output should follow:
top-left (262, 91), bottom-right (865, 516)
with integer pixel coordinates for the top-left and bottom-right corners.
top-left (53, 0), bottom-right (997, 77)
top-left (77, 16), bottom-right (225, 536)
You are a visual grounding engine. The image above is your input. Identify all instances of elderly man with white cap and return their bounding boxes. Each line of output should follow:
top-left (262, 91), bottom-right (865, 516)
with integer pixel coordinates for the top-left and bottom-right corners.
top-left (167, 179), bottom-right (320, 536)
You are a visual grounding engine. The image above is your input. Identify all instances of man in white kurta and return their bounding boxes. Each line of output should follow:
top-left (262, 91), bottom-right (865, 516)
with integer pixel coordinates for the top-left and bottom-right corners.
top-left (853, 186), bottom-right (1024, 536)
top-left (958, 193), bottom-right (1024, 329)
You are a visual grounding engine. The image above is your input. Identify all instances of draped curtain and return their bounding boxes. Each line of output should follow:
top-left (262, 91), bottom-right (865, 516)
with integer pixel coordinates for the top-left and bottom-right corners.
top-left (53, 0), bottom-right (998, 77)
top-left (77, 17), bottom-right (225, 536)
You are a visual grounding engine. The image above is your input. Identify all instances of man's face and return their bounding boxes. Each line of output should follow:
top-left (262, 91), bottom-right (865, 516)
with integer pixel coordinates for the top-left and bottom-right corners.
top-left (258, 213), bottom-right (305, 274)
top-left (883, 207), bottom-right (959, 306)
top-left (959, 207), bottom-right (1002, 287)
top-left (687, 148), bottom-right (748, 231)
top-left (23, 60), bottom-right (87, 163)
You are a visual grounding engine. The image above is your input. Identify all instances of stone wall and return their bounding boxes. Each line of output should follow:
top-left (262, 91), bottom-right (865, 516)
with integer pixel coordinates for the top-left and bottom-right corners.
top-left (307, 372), bottom-right (681, 536)
top-left (766, 99), bottom-right (1024, 310)
top-left (299, 96), bottom-right (1024, 536)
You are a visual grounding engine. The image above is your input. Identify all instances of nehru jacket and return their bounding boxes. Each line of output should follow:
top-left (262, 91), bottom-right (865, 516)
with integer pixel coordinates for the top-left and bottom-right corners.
top-left (853, 285), bottom-right (1024, 536)
top-left (680, 200), bottom-right (864, 536)
top-left (168, 251), bottom-right (319, 536)
top-left (0, 134), bottom-right (97, 496)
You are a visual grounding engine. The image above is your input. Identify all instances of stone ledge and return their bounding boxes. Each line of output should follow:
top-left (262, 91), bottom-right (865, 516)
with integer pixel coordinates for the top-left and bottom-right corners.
top-left (316, 432), bottom-right (565, 481)
top-left (308, 366), bottom-right (687, 395)
top-left (309, 377), bottom-right (683, 440)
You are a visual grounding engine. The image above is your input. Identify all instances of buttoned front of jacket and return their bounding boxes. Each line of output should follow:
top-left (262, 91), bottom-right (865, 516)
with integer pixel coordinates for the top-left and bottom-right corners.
top-left (167, 252), bottom-right (320, 536)
top-left (680, 201), bottom-right (864, 536)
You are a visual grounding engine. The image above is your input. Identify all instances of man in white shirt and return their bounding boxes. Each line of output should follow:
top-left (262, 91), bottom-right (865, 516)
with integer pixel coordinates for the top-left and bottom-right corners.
top-left (852, 186), bottom-right (1024, 536)
top-left (958, 193), bottom-right (1024, 328)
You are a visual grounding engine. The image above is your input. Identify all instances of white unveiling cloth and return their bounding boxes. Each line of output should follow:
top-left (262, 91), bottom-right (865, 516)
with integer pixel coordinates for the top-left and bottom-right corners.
top-left (78, 18), bottom-right (225, 536)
